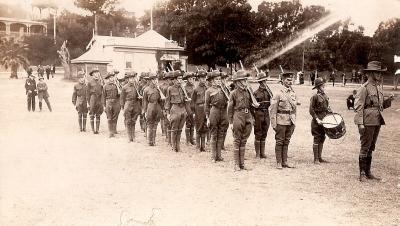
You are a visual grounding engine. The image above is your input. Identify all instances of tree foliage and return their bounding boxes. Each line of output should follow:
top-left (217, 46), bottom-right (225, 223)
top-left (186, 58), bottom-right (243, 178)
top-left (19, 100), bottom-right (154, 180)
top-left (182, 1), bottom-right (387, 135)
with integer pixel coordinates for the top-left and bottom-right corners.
top-left (0, 37), bottom-right (30, 79)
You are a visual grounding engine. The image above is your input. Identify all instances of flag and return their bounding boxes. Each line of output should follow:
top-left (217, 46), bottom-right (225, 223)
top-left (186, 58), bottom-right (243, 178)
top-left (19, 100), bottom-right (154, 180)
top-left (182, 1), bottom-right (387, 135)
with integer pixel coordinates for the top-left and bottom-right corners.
top-left (395, 55), bottom-right (400, 63)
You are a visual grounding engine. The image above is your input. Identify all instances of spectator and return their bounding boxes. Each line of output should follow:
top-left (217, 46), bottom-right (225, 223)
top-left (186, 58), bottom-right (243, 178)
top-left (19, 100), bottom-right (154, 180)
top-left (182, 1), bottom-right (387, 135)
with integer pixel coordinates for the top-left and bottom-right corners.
top-left (329, 70), bottom-right (336, 86)
top-left (342, 72), bottom-right (347, 86)
top-left (51, 65), bottom-right (56, 78)
top-left (394, 69), bottom-right (400, 90)
top-left (347, 90), bottom-right (357, 110)
top-left (310, 71), bottom-right (316, 86)
top-left (45, 65), bottom-right (51, 80)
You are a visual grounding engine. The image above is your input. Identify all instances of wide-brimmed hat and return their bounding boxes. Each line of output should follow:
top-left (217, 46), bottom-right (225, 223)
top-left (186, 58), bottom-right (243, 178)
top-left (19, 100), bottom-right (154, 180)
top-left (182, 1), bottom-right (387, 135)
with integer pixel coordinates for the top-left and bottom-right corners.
top-left (125, 71), bottom-right (137, 79)
top-left (255, 71), bottom-right (268, 82)
top-left (196, 69), bottom-right (207, 78)
top-left (364, 61), bottom-right (387, 72)
top-left (232, 70), bottom-right (249, 81)
top-left (147, 72), bottom-right (157, 79)
top-left (104, 72), bottom-right (115, 79)
top-left (312, 77), bottom-right (325, 89)
top-left (77, 71), bottom-right (85, 78)
top-left (206, 70), bottom-right (221, 80)
top-left (172, 70), bottom-right (183, 79)
top-left (183, 72), bottom-right (195, 80)
top-left (89, 69), bottom-right (100, 76)
top-left (38, 76), bottom-right (44, 80)
top-left (280, 72), bottom-right (294, 80)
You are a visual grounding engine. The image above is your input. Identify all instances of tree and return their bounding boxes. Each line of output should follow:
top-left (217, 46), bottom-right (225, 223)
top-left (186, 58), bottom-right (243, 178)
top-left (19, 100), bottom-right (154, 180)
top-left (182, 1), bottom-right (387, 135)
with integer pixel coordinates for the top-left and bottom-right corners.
top-left (0, 37), bottom-right (30, 79)
top-left (373, 18), bottom-right (400, 72)
top-left (74, 0), bottom-right (119, 34)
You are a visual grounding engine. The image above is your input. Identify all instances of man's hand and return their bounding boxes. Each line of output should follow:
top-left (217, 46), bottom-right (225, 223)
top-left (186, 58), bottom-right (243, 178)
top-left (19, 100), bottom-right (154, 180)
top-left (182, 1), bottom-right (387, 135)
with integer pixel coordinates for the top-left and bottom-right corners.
top-left (358, 124), bottom-right (365, 132)
top-left (316, 118), bottom-right (323, 125)
top-left (206, 118), bottom-right (210, 127)
top-left (167, 114), bottom-right (171, 122)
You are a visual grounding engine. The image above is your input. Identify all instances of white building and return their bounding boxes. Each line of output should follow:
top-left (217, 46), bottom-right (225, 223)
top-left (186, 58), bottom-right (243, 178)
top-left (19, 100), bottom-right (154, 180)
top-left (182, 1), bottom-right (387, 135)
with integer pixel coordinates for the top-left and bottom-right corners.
top-left (71, 29), bottom-right (187, 77)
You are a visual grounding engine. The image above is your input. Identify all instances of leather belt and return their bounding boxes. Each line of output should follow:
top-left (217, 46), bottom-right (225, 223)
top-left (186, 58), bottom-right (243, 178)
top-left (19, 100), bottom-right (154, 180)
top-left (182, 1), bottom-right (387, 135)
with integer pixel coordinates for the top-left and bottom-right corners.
top-left (278, 110), bottom-right (294, 114)
top-left (236, 108), bottom-right (249, 113)
top-left (256, 108), bottom-right (269, 112)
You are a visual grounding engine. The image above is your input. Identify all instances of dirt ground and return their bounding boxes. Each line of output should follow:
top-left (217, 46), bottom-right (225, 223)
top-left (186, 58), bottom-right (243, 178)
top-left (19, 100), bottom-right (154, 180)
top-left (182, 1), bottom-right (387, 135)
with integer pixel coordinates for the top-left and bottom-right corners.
top-left (0, 75), bottom-right (399, 226)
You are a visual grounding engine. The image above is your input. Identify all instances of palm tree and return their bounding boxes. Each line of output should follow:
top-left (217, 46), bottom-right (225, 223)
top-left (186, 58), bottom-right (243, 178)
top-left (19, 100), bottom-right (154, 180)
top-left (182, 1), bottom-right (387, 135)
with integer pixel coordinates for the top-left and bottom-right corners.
top-left (0, 37), bottom-right (30, 79)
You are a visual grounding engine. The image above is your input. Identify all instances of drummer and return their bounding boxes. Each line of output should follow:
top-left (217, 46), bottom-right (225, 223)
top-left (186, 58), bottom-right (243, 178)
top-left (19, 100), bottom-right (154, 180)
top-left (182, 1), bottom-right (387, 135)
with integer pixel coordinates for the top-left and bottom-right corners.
top-left (309, 77), bottom-right (332, 164)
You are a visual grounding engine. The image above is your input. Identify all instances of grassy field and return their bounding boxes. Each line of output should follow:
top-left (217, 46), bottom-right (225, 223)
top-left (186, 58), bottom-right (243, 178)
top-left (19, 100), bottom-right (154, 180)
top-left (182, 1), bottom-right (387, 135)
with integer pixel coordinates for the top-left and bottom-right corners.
top-left (0, 74), bottom-right (399, 226)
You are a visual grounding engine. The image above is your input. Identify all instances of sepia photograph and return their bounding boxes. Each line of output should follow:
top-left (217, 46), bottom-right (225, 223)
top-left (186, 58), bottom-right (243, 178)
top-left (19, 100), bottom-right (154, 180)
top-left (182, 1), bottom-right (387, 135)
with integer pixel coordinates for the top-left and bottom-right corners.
top-left (0, 0), bottom-right (399, 225)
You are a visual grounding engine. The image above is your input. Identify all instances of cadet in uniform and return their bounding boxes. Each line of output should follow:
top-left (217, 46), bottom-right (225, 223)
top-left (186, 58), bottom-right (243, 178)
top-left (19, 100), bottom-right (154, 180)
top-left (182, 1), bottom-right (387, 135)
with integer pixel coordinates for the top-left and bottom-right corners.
top-left (354, 61), bottom-right (394, 182)
top-left (220, 71), bottom-right (231, 150)
top-left (72, 71), bottom-right (88, 132)
top-left (253, 71), bottom-right (273, 158)
top-left (25, 74), bottom-right (37, 112)
top-left (37, 77), bottom-right (52, 112)
top-left (139, 72), bottom-right (149, 136)
top-left (270, 72), bottom-right (299, 169)
top-left (192, 69), bottom-right (208, 152)
top-left (158, 72), bottom-right (168, 136)
top-left (165, 70), bottom-right (192, 152)
top-left (228, 70), bottom-right (253, 170)
top-left (103, 72), bottom-right (121, 138)
top-left (142, 72), bottom-right (163, 146)
top-left (183, 72), bottom-right (196, 145)
top-left (87, 69), bottom-right (104, 134)
top-left (120, 72), bottom-right (142, 142)
top-left (309, 78), bottom-right (331, 164)
top-left (160, 72), bottom-right (173, 144)
top-left (205, 70), bottom-right (229, 162)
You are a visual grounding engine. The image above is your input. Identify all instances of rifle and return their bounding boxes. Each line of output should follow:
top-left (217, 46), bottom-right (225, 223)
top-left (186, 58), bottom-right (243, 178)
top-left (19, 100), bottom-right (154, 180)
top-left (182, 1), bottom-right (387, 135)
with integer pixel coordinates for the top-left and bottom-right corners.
top-left (239, 61), bottom-right (259, 108)
top-left (253, 64), bottom-right (273, 97)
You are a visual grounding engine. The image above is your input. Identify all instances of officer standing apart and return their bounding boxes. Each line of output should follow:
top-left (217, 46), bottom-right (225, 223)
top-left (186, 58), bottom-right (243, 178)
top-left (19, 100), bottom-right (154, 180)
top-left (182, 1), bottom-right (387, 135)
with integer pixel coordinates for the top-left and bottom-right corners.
top-left (192, 69), bottom-right (209, 152)
top-left (165, 70), bottom-right (192, 152)
top-left (354, 61), bottom-right (394, 182)
top-left (103, 72), bottom-right (121, 138)
top-left (25, 74), bottom-right (37, 112)
top-left (309, 77), bottom-right (332, 164)
top-left (37, 76), bottom-right (52, 112)
top-left (183, 72), bottom-right (196, 145)
top-left (228, 70), bottom-right (254, 171)
top-left (120, 72), bottom-right (142, 142)
top-left (270, 72), bottom-right (300, 169)
top-left (205, 70), bottom-right (229, 162)
top-left (72, 71), bottom-right (88, 132)
top-left (253, 71), bottom-right (273, 159)
top-left (87, 69), bottom-right (104, 134)
top-left (142, 72), bottom-right (163, 146)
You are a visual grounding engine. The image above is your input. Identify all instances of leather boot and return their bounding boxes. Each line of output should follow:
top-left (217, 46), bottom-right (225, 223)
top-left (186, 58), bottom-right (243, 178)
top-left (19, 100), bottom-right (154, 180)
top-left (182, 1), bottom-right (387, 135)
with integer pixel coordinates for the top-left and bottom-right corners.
top-left (318, 143), bottom-right (329, 163)
top-left (254, 139), bottom-right (261, 158)
top-left (161, 119), bottom-right (166, 136)
top-left (176, 130), bottom-right (182, 152)
top-left (152, 127), bottom-right (157, 146)
top-left (113, 120), bottom-right (118, 134)
top-left (78, 114), bottom-right (83, 131)
top-left (200, 134), bottom-right (206, 152)
top-left (82, 114), bottom-right (87, 131)
top-left (196, 133), bottom-right (201, 150)
top-left (239, 145), bottom-right (247, 170)
top-left (46, 101), bottom-right (52, 112)
top-left (313, 143), bottom-right (320, 164)
top-left (189, 127), bottom-right (196, 145)
top-left (108, 120), bottom-right (114, 137)
top-left (233, 141), bottom-right (240, 171)
top-left (211, 135), bottom-right (217, 161)
top-left (216, 134), bottom-right (224, 161)
top-left (359, 156), bottom-right (367, 182)
top-left (131, 124), bottom-right (136, 141)
top-left (126, 124), bottom-right (133, 142)
top-left (221, 132), bottom-right (226, 150)
top-left (260, 140), bottom-right (266, 158)
top-left (282, 145), bottom-right (293, 168)
top-left (206, 131), bottom-right (211, 146)
top-left (366, 156), bottom-right (381, 180)
top-left (185, 128), bottom-right (190, 145)
top-left (39, 102), bottom-right (42, 111)
top-left (171, 131), bottom-right (177, 152)
top-left (95, 116), bottom-right (100, 134)
top-left (275, 144), bottom-right (283, 169)
top-left (147, 125), bottom-right (152, 145)
top-left (167, 129), bottom-right (171, 146)
top-left (90, 116), bottom-right (95, 134)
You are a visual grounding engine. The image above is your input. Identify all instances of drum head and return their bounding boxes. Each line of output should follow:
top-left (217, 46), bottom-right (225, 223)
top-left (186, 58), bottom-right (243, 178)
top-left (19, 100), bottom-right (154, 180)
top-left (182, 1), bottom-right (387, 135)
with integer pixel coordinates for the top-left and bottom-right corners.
top-left (322, 113), bottom-right (343, 129)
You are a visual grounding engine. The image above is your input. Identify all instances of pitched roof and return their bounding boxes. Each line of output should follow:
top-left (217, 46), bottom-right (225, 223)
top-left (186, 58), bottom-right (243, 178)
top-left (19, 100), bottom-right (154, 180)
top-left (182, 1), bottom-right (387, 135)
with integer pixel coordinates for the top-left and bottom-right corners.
top-left (70, 48), bottom-right (112, 64)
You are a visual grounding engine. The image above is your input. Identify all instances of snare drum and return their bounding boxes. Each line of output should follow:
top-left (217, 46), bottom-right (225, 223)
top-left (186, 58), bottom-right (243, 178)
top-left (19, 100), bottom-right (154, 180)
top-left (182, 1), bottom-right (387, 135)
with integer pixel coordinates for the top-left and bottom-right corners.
top-left (322, 113), bottom-right (346, 139)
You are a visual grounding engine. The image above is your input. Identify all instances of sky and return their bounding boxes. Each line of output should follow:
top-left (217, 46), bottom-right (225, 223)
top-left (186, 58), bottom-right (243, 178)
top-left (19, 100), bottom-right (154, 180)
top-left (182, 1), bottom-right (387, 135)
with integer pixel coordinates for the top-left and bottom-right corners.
top-left (1, 0), bottom-right (399, 36)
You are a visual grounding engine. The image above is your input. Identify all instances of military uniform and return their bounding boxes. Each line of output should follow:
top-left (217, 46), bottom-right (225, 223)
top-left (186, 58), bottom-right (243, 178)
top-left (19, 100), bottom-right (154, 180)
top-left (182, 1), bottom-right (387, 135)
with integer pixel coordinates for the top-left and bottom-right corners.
top-left (120, 72), bottom-right (142, 142)
top-left (37, 78), bottom-right (52, 112)
top-left (183, 72), bottom-right (196, 145)
top-left (142, 74), bottom-right (163, 146)
top-left (165, 70), bottom-right (191, 152)
top-left (160, 76), bottom-right (173, 144)
top-left (205, 70), bottom-right (229, 161)
top-left (102, 73), bottom-right (121, 137)
top-left (309, 78), bottom-right (331, 164)
top-left (228, 70), bottom-right (253, 170)
top-left (192, 70), bottom-right (208, 151)
top-left (138, 73), bottom-right (149, 136)
top-left (270, 72), bottom-right (298, 169)
top-left (253, 72), bottom-right (272, 158)
top-left (72, 73), bottom-right (88, 132)
top-left (87, 75), bottom-right (104, 134)
top-left (25, 76), bottom-right (37, 112)
top-left (354, 61), bottom-right (393, 181)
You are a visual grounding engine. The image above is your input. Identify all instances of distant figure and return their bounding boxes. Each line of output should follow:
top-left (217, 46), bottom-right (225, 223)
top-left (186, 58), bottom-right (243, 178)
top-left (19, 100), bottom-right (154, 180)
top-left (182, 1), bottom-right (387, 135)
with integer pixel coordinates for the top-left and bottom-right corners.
top-left (329, 70), bottom-right (336, 87)
top-left (25, 74), bottom-right (37, 112)
top-left (45, 65), bottom-right (51, 80)
top-left (27, 66), bottom-right (33, 77)
top-left (341, 72), bottom-right (347, 86)
top-left (310, 71), bottom-right (316, 86)
top-left (351, 69), bottom-right (357, 83)
top-left (298, 71), bottom-right (304, 84)
top-left (347, 90), bottom-right (357, 110)
top-left (37, 65), bottom-right (44, 78)
top-left (394, 69), bottom-right (400, 90)
top-left (51, 65), bottom-right (56, 78)
top-left (37, 77), bottom-right (52, 111)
